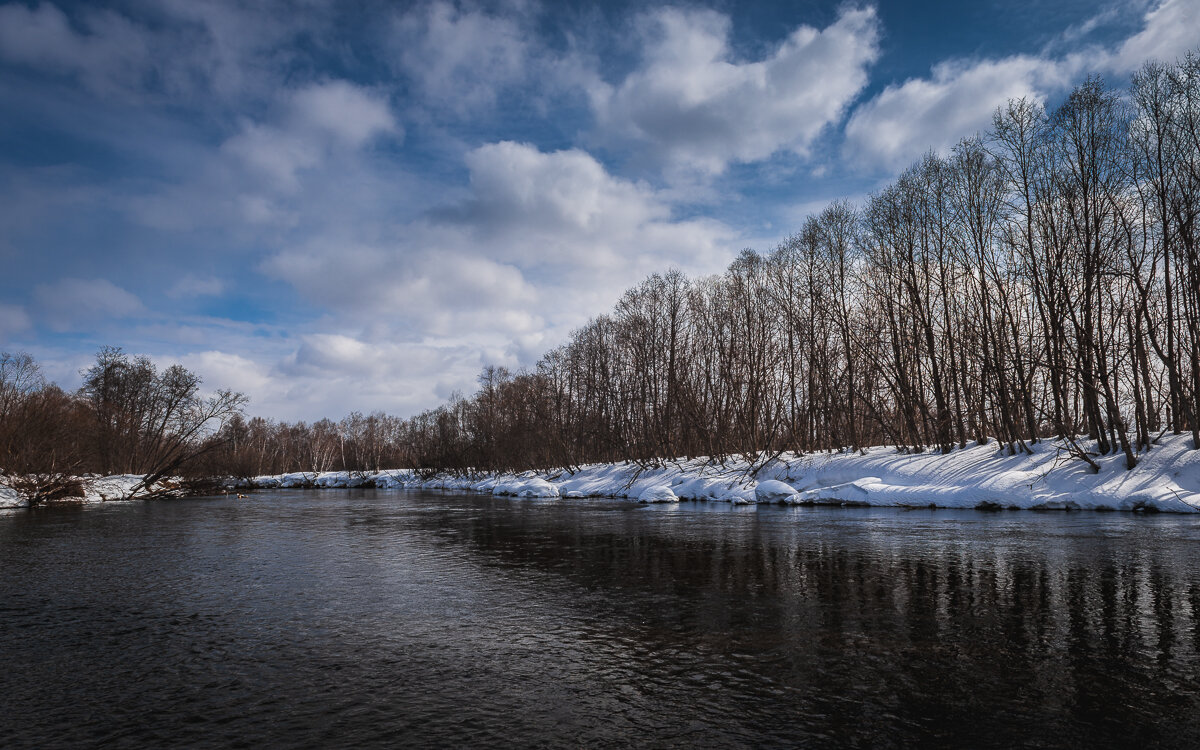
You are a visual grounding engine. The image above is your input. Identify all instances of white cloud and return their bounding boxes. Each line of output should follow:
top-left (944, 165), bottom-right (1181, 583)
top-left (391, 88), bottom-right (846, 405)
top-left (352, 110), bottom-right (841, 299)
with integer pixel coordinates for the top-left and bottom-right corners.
top-left (289, 80), bottom-right (398, 147)
top-left (222, 122), bottom-right (322, 192)
top-left (221, 80), bottom-right (398, 193)
top-left (0, 2), bottom-right (149, 94)
top-left (1109, 0), bottom-right (1200, 72)
top-left (844, 55), bottom-right (1069, 172)
top-left (269, 335), bottom-right (487, 418)
top-left (262, 241), bottom-right (545, 337)
top-left (0, 1), bottom-right (328, 104)
top-left (32, 278), bottom-right (145, 332)
top-left (457, 141), bottom-right (676, 263)
top-left (450, 142), bottom-right (737, 283)
top-left (262, 141), bottom-right (737, 347)
top-left (843, 0), bottom-right (1200, 174)
top-left (590, 5), bottom-right (880, 175)
top-left (151, 330), bottom-right (491, 421)
top-left (178, 350), bottom-right (272, 397)
top-left (392, 0), bottom-right (530, 115)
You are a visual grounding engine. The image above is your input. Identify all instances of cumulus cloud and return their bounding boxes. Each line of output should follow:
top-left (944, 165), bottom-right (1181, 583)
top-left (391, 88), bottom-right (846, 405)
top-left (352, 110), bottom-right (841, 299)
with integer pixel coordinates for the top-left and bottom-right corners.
top-left (270, 335), bottom-right (487, 418)
top-left (221, 80), bottom-right (398, 193)
top-left (288, 81), bottom-right (398, 147)
top-left (1108, 0), bottom-right (1200, 72)
top-left (448, 142), bottom-right (736, 284)
top-left (32, 278), bottom-right (145, 332)
top-left (177, 350), bottom-right (273, 397)
top-left (590, 5), bottom-right (880, 175)
top-left (843, 0), bottom-right (1200, 174)
top-left (262, 141), bottom-right (737, 345)
top-left (455, 141), bottom-right (680, 264)
top-left (392, 0), bottom-right (530, 115)
top-left (844, 55), bottom-right (1069, 172)
top-left (148, 331), bottom-right (472, 422)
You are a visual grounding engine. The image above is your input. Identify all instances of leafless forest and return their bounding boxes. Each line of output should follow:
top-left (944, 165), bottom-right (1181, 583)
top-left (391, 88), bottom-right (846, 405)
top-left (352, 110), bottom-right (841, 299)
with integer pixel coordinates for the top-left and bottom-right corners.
top-left (3, 55), bottom-right (1199, 488)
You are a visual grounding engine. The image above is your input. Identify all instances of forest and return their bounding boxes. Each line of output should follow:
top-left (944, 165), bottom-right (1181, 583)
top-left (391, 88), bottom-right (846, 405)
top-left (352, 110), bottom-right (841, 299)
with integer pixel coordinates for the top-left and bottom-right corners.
top-left (2, 53), bottom-right (1199, 493)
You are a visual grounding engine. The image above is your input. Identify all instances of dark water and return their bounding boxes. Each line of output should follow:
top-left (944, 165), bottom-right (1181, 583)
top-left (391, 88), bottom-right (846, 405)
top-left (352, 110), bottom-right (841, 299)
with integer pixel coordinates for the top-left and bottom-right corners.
top-left (4, 492), bottom-right (1200, 748)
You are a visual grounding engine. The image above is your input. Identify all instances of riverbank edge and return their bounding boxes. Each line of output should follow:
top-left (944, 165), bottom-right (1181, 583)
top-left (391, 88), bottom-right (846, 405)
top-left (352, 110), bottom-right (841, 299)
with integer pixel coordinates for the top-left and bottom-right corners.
top-left (5, 435), bottom-right (1198, 512)
top-left (0, 474), bottom-right (192, 509)
top-left (245, 433), bottom-right (1200, 513)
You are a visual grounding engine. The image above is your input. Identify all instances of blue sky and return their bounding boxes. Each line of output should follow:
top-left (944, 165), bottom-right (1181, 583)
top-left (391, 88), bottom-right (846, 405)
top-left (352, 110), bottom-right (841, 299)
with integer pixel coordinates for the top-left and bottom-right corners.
top-left (1, 0), bottom-right (1195, 420)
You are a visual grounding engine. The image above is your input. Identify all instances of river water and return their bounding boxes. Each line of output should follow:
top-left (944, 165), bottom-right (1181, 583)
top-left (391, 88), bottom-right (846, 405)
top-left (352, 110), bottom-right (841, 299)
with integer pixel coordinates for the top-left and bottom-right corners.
top-left (4, 490), bottom-right (1200, 748)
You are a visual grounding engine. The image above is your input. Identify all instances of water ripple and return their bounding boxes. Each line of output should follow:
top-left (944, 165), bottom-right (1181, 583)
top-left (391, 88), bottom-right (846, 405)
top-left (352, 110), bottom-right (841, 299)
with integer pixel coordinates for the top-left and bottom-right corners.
top-left (4, 491), bottom-right (1200, 748)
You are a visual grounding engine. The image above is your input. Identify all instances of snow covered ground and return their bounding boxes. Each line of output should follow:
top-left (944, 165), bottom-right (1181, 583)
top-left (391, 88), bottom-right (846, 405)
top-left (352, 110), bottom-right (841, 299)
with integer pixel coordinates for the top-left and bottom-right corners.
top-left (0, 475), bottom-right (191, 510)
top-left (240, 434), bottom-right (1200, 512)
top-left (6, 435), bottom-right (1199, 512)
top-left (2, 476), bottom-right (137, 509)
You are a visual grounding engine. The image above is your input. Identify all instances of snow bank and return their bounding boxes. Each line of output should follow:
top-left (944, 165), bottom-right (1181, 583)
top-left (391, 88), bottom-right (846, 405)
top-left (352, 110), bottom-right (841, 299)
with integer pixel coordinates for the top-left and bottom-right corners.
top-left (0, 486), bottom-right (21, 509)
top-left (755, 436), bottom-right (1200, 512)
top-left (638, 485), bottom-right (678, 503)
top-left (492, 476), bottom-right (560, 498)
top-left (755, 480), bottom-right (799, 504)
top-left (231, 435), bottom-right (1200, 513)
top-left (417, 435), bottom-right (1198, 513)
top-left (248, 469), bottom-right (423, 489)
top-left (1, 474), bottom-right (183, 509)
top-left (12, 435), bottom-right (1195, 514)
top-left (86, 475), bottom-right (149, 501)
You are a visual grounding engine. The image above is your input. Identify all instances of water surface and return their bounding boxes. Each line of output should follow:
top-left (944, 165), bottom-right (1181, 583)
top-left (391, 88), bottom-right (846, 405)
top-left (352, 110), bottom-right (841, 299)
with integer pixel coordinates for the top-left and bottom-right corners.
top-left (4, 491), bottom-right (1200, 748)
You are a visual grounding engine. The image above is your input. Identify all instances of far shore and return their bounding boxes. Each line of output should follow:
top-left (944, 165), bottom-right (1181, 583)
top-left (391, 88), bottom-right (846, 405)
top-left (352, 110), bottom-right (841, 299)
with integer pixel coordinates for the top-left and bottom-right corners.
top-left (7, 434), bottom-right (1199, 513)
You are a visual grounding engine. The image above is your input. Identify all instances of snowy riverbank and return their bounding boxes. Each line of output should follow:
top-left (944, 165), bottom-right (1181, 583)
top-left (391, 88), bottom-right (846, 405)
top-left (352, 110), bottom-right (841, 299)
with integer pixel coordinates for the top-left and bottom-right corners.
top-left (250, 434), bottom-right (1200, 512)
top-left (0, 475), bottom-right (177, 510)
top-left (6, 435), bottom-right (1199, 512)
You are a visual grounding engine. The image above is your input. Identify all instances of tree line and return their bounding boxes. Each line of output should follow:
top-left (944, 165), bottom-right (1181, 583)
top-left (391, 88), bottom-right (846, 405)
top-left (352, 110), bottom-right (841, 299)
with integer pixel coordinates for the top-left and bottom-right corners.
top-left (3, 52), bottom-right (1199, 491)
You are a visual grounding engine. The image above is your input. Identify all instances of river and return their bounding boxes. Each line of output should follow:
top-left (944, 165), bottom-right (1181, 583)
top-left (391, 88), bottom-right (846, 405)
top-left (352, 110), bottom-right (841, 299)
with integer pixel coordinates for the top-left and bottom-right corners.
top-left (4, 490), bottom-right (1200, 748)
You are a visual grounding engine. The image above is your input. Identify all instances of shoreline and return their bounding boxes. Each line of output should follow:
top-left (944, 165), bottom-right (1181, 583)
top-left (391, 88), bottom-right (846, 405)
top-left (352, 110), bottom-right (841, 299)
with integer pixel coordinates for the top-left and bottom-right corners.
top-left (6, 434), bottom-right (1199, 512)
top-left (249, 433), bottom-right (1200, 513)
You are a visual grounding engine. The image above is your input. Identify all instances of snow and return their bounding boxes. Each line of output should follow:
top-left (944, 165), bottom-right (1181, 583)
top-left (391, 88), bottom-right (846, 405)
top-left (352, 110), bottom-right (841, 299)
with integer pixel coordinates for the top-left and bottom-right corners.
top-left (203, 435), bottom-right (1200, 513)
top-left (425, 435), bottom-right (1198, 512)
top-left (638, 485), bottom-right (678, 503)
top-left (755, 479), bottom-right (799, 504)
top-left (0, 474), bottom-right (179, 509)
top-left (7, 435), bottom-right (1200, 513)
top-left (0, 486), bottom-right (21, 509)
top-left (492, 476), bottom-right (560, 498)
top-left (86, 474), bottom-right (149, 501)
top-left (725, 486), bottom-right (758, 504)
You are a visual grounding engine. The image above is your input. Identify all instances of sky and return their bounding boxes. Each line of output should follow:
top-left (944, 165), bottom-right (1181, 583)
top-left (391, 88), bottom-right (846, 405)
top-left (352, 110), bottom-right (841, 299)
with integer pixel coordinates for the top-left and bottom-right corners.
top-left (0, 0), bottom-right (1196, 421)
